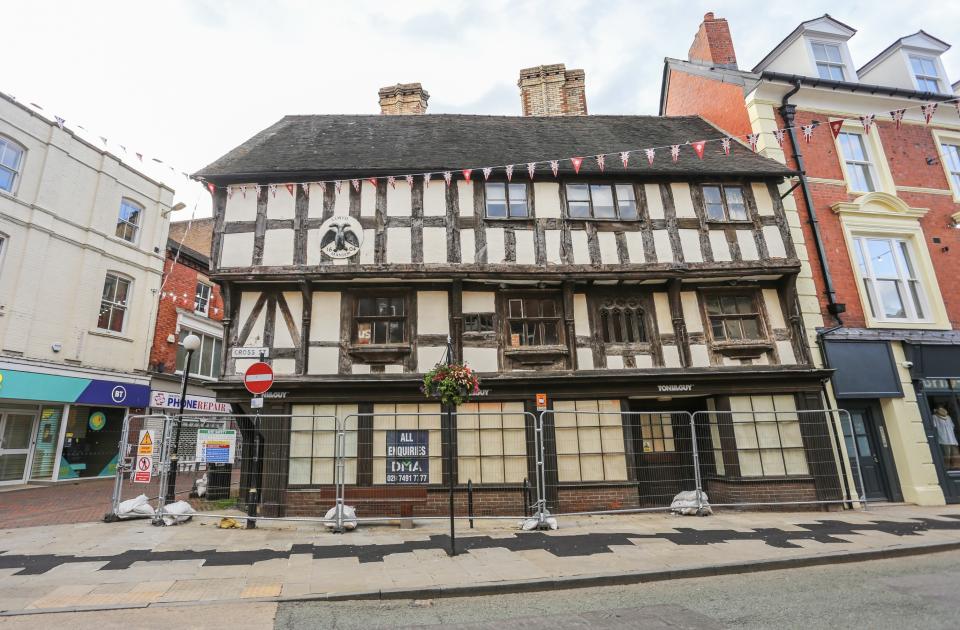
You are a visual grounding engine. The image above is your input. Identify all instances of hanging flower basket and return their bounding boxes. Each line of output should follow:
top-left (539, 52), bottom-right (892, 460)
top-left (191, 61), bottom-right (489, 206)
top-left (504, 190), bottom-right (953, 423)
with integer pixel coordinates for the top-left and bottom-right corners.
top-left (421, 363), bottom-right (481, 407)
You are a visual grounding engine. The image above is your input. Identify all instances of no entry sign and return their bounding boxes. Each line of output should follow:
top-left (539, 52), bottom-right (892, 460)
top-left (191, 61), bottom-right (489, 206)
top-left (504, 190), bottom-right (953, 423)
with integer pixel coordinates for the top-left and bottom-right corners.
top-left (244, 361), bottom-right (274, 395)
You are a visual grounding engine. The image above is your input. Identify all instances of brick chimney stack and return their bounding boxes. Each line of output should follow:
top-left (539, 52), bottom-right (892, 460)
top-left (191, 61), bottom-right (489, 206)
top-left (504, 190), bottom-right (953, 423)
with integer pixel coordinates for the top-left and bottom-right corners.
top-left (378, 83), bottom-right (430, 115)
top-left (688, 12), bottom-right (737, 69)
top-left (518, 64), bottom-right (588, 116)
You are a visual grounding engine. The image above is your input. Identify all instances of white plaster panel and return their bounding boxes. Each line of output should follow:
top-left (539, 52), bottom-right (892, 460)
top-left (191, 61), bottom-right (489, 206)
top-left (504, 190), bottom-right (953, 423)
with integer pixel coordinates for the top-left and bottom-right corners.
top-left (385, 364), bottom-right (404, 374)
top-left (333, 186), bottom-right (350, 216)
top-left (423, 183), bottom-right (446, 216)
top-left (463, 347), bottom-right (499, 372)
top-left (576, 347), bottom-right (595, 370)
top-left (598, 231), bottom-right (618, 265)
top-left (679, 229), bottom-right (702, 263)
top-left (306, 229), bottom-right (322, 265)
top-left (752, 182), bottom-right (775, 216)
top-left (458, 181), bottom-right (473, 217)
top-left (225, 188), bottom-right (258, 222)
top-left (690, 344), bottom-right (710, 367)
top-left (653, 292), bottom-right (673, 333)
top-left (709, 231), bottom-right (731, 262)
top-left (352, 364), bottom-right (371, 375)
top-left (237, 291), bottom-right (266, 348)
top-left (722, 357), bottom-right (739, 367)
top-left (777, 340), bottom-right (797, 365)
top-left (234, 358), bottom-right (256, 375)
top-left (486, 227), bottom-right (505, 263)
top-left (273, 291), bottom-right (302, 348)
top-left (386, 181), bottom-right (412, 216)
top-left (423, 227), bottom-right (447, 264)
top-left (417, 346), bottom-right (446, 371)
top-left (360, 181), bottom-right (377, 217)
top-left (573, 293), bottom-right (590, 336)
top-left (545, 229), bottom-right (562, 264)
top-left (267, 189), bottom-right (296, 220)
top-left (311, 292), bottom-right (341, 341)
top-left (220, 232), bottom-right (254, 268)
top-left (571, 230), bottom-right (590, 264)
top-left (307, 184), bottom-right (325, 218)
top-left (417, 291), bottom-right (449, 335)
top-left (625, 231), bottom-right (644, 263)
top-left (606, 354), bottom-right (625, 370)
top-left (307, 347), bottom-right (339, 375)
top-left (653, 230), bottom-right (673, 263)
top-left (460, 228), bottom-right (475, 264)
top-left (534, 182), bottom-right (562, 218)
top-left (359, 229), bottom-right (376, 264)
top-left (261, 229), bottom-right (295, 267)
top-left (736, 230), bottom-right (759, 260)
top-left (763, 225), bottom-right (787, 258)
top-left (387, 228), bottom-right (412, 264)
top-left (273, 359), bottom-right (297, 375)
top-left (462, 291), bottom-right (495, 312)
top-left (515, 230), bottom-right (536, 265)
top-left (662, 345), bottom-right (682, 368)
top-left (635, 354), bottom-right (654, 369)
top-left (762, 289), bottom-right (786, 328)
top-left (670, 183), bottom-right (696, 218)
top-left (645, 184), bottom-right (664, 219)
top-left (680, 291), bottom-right (703, 333)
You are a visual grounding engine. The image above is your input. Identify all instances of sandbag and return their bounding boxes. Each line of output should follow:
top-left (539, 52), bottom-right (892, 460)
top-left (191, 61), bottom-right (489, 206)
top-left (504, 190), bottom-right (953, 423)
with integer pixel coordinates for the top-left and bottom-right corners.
top-left (323, 504), bottom-right (357, 530)
top-left (670, 490), bottom-right (712, 516)
top-left (161, 500), bottom-right (195, 526)
top-left (520, 509), bottom-right (558, 531)
top-left (116, 494), bottom-right (155, 519)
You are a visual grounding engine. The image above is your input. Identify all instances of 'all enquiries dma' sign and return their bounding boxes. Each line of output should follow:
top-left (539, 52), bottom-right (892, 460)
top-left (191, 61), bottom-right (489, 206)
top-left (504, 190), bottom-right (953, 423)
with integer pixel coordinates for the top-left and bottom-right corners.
top-left (386, 430), bottom-right (429, 484)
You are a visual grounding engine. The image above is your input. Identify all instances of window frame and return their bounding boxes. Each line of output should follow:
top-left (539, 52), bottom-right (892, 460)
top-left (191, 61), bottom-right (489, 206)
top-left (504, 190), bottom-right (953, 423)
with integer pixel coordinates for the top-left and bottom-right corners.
top-left (0, 232), bottom-right (7, 276)
top-left (115, 198), bottom-right (144, 244)
top-left (503, 294), bottom-right (565, 349)
top-left (0, 135), bottom-right (26, 195)
top-left (809, 40), bottom-right (847, 81)
top-left (908, 54), bottom-right (943, 93)
top-left (97, 272), bottom-right (133, 334)
top-left (836, 131), bottom-right (879, 194)
top-left (563, 182), bottom-right (639, 221)
top-left (700, 184), bottom-right (750, 222)
top-left (463, 312), bottom-right (495, 334)
top-left (701, 291), bottom-right (768, 345)
top-left (932, 130), bottom-right (960, 202)
top-left (174, 328), bottom-right (224, 380)
top-left (851, 235), bottom-right (931, 324)
top-left (351, 291), bottom-right (411, 347)
top-left (483, 181), bottom-right (531, 220)
top-left (194, 282), bottom-right (212, 317)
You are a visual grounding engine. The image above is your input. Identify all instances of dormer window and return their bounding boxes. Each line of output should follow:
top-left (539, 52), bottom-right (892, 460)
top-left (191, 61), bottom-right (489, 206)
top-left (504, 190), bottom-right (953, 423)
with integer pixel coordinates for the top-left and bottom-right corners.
top-left (812, 42), bottom-right (846, 80)
top-left (909, 55), bottom-right (942, 92)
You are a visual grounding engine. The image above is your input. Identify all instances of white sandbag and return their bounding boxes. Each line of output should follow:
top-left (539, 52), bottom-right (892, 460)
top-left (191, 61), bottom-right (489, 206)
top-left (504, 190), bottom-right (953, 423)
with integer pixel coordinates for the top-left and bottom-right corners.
top-left (323, 504), bottom-right (357, 530)
top-left (670, 490), bottom-right (712, 516)
top-left (161, 500), bottom-right (196, 526)
top-left (191, 474), bottom-right (208, 498)
top-left (519, 509), bottom-right (558, 531)
top-left (116, 494), bottom-right (155, 519)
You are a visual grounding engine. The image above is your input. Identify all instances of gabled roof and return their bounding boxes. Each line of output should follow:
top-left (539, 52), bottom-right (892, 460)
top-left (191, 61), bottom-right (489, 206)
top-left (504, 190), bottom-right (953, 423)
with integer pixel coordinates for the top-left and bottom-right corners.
top-left (752, 14), bottom-right (856, 73)
top-left (858, 30), bottom-right (951, 76)
top-left (195, 114), bottom-right (793, 182)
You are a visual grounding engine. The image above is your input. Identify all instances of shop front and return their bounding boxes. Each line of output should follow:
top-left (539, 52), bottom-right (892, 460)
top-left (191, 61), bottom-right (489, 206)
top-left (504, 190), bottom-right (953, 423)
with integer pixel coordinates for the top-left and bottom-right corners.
top-left (0, 365), bottom-right (150, 484)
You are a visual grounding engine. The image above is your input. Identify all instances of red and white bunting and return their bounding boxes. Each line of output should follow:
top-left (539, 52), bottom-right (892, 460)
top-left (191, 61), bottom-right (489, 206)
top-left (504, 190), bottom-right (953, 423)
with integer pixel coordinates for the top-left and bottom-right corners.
top-left (550, 160), bottom-right (559, 177)
top-left (240, 185), bottom-right (247, 198)
top-left (99, 136), bottom-right (108, 146)
top-left (691, 140), bottom-right (706, 160)
top-left (596, 154), bottom-right (605, 171)
top-left (255, 184), bottom-right (263, 196)
top-left (828, 120), bottom-right (844, 139)
top-left (301, 182), bottom-right (310, 197)
top-left (922, 103), bottom-right (938, 124)
top-left (317, 181), bottom-right (326, 194)
top-left (645, 148), bottom-right (655, 165)
top-left (620, 151), bottom-right (630, 168)
top-left (206, 182), bottom-right (215, 195)
top-left (462, 169), bottom-right (472, 182)
top-left (505, 164), bottom-right (514, 181)
top-left (349, 179), bottom-right (359, 192)
top-left (570, 156), bottom-right (584, 174)
top-left (54, 116), bottom-right (65, 129)
top-left (482, 167), bottom-right (493, 181)
top-left (890, 109), bottom-right (906, 129)
top-left (335, 180), bottom-right (342, 194)
top-left (801, 124), bottom-right (815, 144)
top-left (227, 186), bottom-right (234, 199)
top-left (136, 152), bottom-right (143, 162)
top-left (527, 162), bottom-right (536, 179)
top-left (773, 129), bottom-right (785, 147)
top-left (670, 145), bottom-right (680, 162)
top-left (443, 171), bottom-right (452, 187)
top-left (746, 133), bottom-right (759, 152)
top-left (423, 172), bottom-right (432, 188)
top-left (285, 183), bottom-right (295, 196)
top-left (269, 184), bottom-right (278, 197)
top-left (859, 114), bottom-right (875, 135)
top-left (405, 174), bottom-right (414, 187)
top-left (721, 137), bottom-right (731, 155)
top-left (387, 175), bottom-right (396, 189)
top-left (368, 177), bottom-right (378, 188)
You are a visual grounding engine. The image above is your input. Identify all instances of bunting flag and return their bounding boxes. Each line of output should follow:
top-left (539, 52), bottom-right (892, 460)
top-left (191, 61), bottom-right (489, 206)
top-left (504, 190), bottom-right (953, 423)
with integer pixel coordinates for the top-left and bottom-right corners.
top-left (318, 181), bottom-right (326, 195)
top-left (670, 145), bottom-right (680, 162)
top-left (773, 129), bottom-right (785, 147)
top-left (387, 175), bottom-right (397, 189)
top-left (405, 174), bottom-right (414, 187)
top-left (54, 116), bottom-right (65, 129)
top-left (505, 164), bottom-right (514, 181)
top-left (99, 136), bottom-right (108, 146)
top-left (527, 162), bottom-right (536, 179)
top-left (645, 148), bottom-right (655, 165)
top-left (550, 160), bottom-right (559, 177)
top-left (206, 183), bottom-right (215, 195)
top-left (423, 172), bottom-right (432, 188)
top-left (596, 154), bottom-right (605, 171)
top-left (691, 140), bottom-right (706, 160)
top-left (335, 180), bottom-right (342, 194)
top-left (570, 156), bottom-right (584, 174)
top-left (367, 177), bottom-right (378, 188)
top-left (443, 171), bottom-right (453, 187)
top-left (721, 137), bottom-right (731, 155)
top-left (746, 133), bottom-right (759, 152)
top-left (801, 124), bottom-right (815, 143)
top-left (828, 120), bottom-right (844, 139)
top-left (859, 114), bottom-right (875, 135)
top-left (350, 179), bottom-right (360, 192)
top-left (256, 184), bottom-right (263, 196)
top-left (301, 182), bottom-right (310, 197)
top-left (285, 183), bottom-right (295, 196)
top-left (890, 109), bottom-right (906, 129)
top-left (240, 184), bottom-right (247, 199)
top-left (462, 169), bottom-right (472, 182)
top-left (269, 183), bottom-right (278, 197)
top-left (482, 167), bottom-right (493, 181)
top-left (922, 102), bottom-right (938, 124)
top-left (620, 151), bottom-right (630, 168)
top-left (135, 152), bottom-right (143, 162)
top-left (119, 145), bottom-right (126, 153)
top-left (227, 186), bottom-right (234, 199)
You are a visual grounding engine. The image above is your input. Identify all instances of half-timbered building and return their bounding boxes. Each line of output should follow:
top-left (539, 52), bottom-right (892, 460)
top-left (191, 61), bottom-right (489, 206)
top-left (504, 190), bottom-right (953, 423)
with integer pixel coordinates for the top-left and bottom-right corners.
top-left (195, 84), bottom-right (842, 517)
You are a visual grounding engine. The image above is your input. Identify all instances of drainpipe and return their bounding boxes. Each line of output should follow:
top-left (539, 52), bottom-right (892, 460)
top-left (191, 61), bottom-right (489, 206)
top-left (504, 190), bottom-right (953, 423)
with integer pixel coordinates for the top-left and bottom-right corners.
top-left (779, 79), bottom-right (843, 326)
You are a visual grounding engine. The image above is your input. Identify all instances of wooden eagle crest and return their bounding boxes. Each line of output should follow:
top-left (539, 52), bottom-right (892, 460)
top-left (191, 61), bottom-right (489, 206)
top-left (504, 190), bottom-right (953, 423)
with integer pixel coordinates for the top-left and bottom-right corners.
top-left (319, 215), bottom-right (362, 259)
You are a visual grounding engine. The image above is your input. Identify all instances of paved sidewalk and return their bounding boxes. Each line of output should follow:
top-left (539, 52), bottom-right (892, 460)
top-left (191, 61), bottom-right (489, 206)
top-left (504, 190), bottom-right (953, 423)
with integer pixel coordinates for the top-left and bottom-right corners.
top-left (1, 505), bottom-right (959, 616)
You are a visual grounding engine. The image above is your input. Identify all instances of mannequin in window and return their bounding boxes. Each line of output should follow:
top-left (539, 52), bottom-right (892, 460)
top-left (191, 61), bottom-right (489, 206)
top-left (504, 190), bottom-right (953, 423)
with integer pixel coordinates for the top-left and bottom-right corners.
top-left (932, 405), bottom-right (960, 469)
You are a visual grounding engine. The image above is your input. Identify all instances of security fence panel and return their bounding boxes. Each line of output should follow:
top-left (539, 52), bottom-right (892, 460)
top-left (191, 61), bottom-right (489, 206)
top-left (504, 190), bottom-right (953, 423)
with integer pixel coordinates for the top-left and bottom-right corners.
top-left (106, 414), bottom-right (169, 521)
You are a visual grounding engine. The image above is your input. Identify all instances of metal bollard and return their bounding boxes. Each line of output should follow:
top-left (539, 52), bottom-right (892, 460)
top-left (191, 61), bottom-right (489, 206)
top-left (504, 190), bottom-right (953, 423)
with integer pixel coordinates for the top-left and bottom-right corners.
top-left (246, 487), bottom-right (258, 529)
top-left (467, 480), bottom-right (474, 529)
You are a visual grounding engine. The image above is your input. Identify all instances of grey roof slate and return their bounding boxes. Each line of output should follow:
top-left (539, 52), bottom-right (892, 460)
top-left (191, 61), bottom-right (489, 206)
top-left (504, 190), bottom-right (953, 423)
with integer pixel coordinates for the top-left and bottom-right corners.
top-left (195, 114), bottom-right (793, 181)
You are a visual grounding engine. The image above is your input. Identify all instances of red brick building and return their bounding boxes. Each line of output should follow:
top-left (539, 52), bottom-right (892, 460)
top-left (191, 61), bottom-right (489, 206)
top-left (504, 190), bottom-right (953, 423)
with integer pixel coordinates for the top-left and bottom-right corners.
top-left (662, 13), bottom-right (960, 506)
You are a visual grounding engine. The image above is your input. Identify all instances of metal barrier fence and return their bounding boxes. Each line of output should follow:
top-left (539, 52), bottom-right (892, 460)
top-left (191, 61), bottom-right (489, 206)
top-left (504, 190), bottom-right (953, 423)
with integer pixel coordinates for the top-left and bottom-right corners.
top-left (107, 407), bottom-right (864, 530)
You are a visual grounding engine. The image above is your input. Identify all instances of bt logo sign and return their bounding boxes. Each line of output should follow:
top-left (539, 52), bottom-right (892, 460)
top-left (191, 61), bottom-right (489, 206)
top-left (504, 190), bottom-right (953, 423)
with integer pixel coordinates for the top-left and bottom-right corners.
top-left (111, 385), bottom-right (128, 404)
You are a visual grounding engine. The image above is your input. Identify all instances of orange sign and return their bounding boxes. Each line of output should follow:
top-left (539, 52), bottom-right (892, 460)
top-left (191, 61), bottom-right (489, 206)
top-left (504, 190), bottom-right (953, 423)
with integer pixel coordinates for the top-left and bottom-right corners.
top-left (536, 393), bottom-right (547, 410)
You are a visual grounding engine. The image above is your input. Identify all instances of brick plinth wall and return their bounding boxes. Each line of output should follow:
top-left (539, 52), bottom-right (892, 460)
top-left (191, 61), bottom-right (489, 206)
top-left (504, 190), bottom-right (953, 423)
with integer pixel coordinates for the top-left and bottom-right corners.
top-left (286, 486), bottom-right (532, 518)
top-left (705, 477), bottom-right (822, 511)
top-left (556, 485), bottom-right (642, 513)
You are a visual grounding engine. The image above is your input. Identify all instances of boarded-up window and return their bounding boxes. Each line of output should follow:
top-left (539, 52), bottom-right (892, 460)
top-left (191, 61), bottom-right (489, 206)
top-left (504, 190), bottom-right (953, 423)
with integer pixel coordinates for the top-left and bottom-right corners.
top-left (456, 402), bottom-right (528, 484)
top-left (289, 404), bottom-right (358, 485)
top-left (731, 395), bottom-right (809, 477)
top-left (372, 403), bottom-right (442, 484)
top-left (554, 400), bottom-right (627, 482)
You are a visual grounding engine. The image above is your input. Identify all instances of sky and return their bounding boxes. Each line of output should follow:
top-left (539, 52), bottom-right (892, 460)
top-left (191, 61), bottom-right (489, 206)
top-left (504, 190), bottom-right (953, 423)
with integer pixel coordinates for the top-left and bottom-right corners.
top-left (4, 1), bottom-right (959, 220)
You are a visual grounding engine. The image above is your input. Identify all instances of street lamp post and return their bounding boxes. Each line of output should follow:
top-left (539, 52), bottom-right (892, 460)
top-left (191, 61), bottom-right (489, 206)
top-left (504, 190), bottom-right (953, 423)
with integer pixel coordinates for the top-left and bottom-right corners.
top-left (165, 333), bottom-right (201, 504)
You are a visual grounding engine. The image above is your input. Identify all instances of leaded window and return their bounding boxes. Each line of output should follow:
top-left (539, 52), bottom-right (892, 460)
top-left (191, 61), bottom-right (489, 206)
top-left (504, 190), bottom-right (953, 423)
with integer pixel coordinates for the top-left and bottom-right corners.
top-left (598, 298), bottom-right (646, 344)
top-left (705, 294), bottom-right (764, 342)
top-left (355, 296), bottom-right (406, 345)
top-left (506, 296), bottom-right (562, 347)
top-left (565, 183), bottom-right (638, 220)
